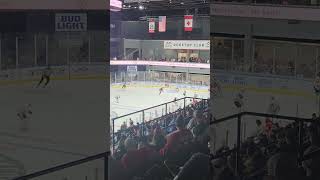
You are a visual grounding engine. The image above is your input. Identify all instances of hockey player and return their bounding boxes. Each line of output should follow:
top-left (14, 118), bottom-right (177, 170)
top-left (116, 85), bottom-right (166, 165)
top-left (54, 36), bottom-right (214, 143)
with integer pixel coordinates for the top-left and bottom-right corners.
top-left (17, 104), bottom-right (32, 132)
top-left (122, 84), bottom-right (127, 89)
top-left (234, 89), bottom-right (245, 110)
top-left (267, 96), bottom-right (280, 115)
top-left (37, 66), bottom-right (52, 88)
top-left (183, 90), bottom-right (187, 97)
top-left (159, 87), bottom-right (164, 95)
top-left (115, 96), bottom-right (120, 103)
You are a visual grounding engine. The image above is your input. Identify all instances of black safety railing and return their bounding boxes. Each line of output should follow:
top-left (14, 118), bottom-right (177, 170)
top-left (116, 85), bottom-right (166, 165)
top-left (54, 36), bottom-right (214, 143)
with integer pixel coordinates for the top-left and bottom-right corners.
top-left (13, 152), bottom-right (109, 180)
top-left (111, 97), bottom-right (208, 151)
top-left (210, 111), bottom-right (315, 177)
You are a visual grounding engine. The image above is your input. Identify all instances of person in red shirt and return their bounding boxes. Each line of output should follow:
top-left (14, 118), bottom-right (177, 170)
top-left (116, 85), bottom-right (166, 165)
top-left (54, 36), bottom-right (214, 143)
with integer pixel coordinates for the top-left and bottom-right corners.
top-left (121, 137), bottom-right (160, 177)
top-left (160, 115), bottom-right (193, 157)
top-left (265, 117), bottom-right (273, 137)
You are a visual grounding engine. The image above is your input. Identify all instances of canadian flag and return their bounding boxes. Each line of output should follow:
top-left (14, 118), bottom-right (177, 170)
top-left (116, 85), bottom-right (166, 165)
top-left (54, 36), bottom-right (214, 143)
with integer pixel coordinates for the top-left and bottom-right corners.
top-left (149, 18), bottom-right (155, 33)
top-left (184, 15), bottom-right (193, 32)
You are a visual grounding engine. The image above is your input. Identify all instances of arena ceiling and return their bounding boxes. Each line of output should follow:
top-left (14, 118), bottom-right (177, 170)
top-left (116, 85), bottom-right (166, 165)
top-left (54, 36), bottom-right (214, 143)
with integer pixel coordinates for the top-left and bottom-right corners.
top-left (122, 0), bottom-right (209, 11)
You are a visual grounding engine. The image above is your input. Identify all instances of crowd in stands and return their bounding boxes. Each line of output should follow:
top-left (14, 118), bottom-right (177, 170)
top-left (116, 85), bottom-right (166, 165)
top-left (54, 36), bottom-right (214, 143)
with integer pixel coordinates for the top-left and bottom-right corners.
top-left (206, 114), bottom-right (320, 180)
top-left (110, 105), bottom-right (320, 179)
top-left (213, 0), bottom-right (320, 6)
top-left (109, 94), bottom-right (320, 180)
top-left (109, 99), bottom-right (211, 180)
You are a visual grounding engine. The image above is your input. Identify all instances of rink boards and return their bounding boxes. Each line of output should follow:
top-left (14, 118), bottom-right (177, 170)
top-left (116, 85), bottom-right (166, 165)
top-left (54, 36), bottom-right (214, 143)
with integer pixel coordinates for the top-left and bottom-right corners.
top-left (0, 63), bottom-right (107, 86)
top-left (111, 81), bottom-right (209, 93)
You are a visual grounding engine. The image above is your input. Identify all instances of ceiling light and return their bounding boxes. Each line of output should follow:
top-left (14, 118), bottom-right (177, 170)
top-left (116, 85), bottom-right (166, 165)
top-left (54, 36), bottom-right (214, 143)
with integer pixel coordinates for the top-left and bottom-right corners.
top-left (139, 5), bottom-right (145, 10)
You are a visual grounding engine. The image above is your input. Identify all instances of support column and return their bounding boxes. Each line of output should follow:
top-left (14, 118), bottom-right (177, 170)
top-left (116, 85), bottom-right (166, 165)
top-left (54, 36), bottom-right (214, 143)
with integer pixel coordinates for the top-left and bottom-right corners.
top-left (88, 36), bottom-right (91, 64)
top-left (34, 34), bottom-right (37, 66)
top-left (316, 47), bottom-right (319, 76)
top-left (251, 40), bottom-right (256, 73)
top-left (46, 34), bottom-right (49, 66)
top-left (273, 47), bottom-right (276, 74)
top-left (231, 39), bottom-right (234, 70)
top-left (15, 36), bottom-right (19, 68)
top-left (244, 24), bottom-right (253, 72)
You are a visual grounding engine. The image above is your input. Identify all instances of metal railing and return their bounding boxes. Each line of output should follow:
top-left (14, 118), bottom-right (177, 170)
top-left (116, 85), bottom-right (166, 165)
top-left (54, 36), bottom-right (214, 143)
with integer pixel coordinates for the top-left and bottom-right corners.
top-left (111, 97), bottom-right (208, 151)
top-left (13, 152), bottom-right (109, 180)
top-left (210, 111), bottom-right (314, 176)
top-left (12, 111), bottom-right (320, 180)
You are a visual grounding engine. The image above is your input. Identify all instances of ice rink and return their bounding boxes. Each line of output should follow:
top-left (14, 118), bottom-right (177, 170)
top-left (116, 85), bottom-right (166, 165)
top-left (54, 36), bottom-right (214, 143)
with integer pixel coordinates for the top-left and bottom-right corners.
top-left (0, 78), bottom-right (107, 179)
top-left (0, 76), bottom-right (316, 178)
top-left (110, 82), bottom-right (210, 131)
top-left (211, 85), bottom-right (317, 150)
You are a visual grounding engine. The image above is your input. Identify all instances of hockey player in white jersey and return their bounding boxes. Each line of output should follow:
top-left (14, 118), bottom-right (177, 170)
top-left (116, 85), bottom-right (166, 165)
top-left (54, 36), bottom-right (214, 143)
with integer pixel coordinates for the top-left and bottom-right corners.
top-left (115, 95), bottom-right (120, 103)
top-left (267, 96), bottom-right (280, 115)
top-left (17, 104), bottom-right (32, 132)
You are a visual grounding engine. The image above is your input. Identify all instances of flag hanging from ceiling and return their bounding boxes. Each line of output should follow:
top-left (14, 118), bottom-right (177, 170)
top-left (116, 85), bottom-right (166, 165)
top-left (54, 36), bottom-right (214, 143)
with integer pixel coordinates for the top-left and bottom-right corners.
top-left (158, 16), bottom-right (166, 32)
top-left (184, 15), bottom-right (193, 32)
top-left (149, 18), bottom-right (155, 33)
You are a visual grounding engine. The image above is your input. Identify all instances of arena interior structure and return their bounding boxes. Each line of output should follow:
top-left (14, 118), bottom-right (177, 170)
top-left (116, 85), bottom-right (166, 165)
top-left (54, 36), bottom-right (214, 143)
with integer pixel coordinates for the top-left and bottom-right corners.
top-left (108, 1), bottom-right (212, 180)
top-left (210, 1), bottom-right (320, 180)
top-left (0, 1), bottom-right (109, 180)
top-left (4, 0), bottom-right (320, 180)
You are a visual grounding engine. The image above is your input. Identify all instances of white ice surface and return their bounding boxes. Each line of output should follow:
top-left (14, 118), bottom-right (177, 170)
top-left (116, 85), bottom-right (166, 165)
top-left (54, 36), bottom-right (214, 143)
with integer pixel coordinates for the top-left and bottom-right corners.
top-left (0, 79), bottom-right (107, 178)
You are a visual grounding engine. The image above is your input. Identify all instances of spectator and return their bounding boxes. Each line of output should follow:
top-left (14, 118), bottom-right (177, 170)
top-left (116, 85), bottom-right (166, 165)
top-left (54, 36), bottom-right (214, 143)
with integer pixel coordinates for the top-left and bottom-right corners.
top-left (302, 128), bottom-right (320, 178)
top-left (120, 121), bottom-right (127, 131)
top-left (150, 127), bottom-right (166, 151)
top-left (187, 110), bottom-right (203, 130)
top-left (173, 153), bottom-right (211, 180)
top-left (160, 115), bottom-right (193, 156)
top-left (121, 137), bottom-right (159, 177)
top-left (265, 129), bottom-right (302, 180)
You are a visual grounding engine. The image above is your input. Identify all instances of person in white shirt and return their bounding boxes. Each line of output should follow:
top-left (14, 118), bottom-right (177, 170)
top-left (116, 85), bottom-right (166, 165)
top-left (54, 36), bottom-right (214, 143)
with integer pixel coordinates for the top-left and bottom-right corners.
top-left (267, 96), bottom-right (280, 115)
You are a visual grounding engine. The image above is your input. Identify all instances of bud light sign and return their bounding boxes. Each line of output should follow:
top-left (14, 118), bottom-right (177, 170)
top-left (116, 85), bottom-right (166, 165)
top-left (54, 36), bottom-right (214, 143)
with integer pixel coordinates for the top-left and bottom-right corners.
top-left (55, 13), bottom-right (87, 32)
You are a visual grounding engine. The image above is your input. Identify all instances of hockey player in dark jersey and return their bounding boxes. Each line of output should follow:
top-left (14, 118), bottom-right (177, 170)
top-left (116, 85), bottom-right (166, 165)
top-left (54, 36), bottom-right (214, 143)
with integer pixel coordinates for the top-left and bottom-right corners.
top-left (183, 90), bottom-right (187, 97)
top-left (37, 66), bottom-right (52, 88)
top-left (159, 87), bottom-right (164, 95)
